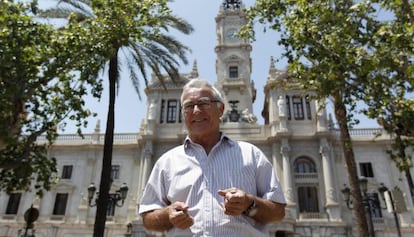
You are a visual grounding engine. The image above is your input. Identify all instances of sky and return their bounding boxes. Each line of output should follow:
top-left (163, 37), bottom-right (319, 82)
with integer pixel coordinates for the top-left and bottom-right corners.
top-left (39, 0), bottom-right (378, 134)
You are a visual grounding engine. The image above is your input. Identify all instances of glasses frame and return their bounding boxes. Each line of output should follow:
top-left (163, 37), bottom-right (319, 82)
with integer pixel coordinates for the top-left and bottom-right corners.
top-left (182, 98), bottom-right (221, 113)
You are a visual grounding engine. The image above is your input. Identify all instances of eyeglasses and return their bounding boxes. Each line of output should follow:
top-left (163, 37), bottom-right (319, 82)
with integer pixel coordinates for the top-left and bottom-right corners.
top-left (182, 98), bottom-right (221, 113)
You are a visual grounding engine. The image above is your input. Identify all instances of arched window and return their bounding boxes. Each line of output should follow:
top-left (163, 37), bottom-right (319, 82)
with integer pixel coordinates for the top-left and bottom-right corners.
top-left (294, 157), bottom-right (320, 214)
top-left (294, 157), bottom-right (316, 173)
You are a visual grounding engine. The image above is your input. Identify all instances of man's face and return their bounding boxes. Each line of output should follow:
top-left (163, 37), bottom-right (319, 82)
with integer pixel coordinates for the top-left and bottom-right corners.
top-left (181, 87), bottom-right (224, 138)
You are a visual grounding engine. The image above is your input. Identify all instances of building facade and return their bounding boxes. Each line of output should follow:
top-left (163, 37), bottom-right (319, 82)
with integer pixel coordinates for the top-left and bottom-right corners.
top-left (1, 0), bottom-right (414, 236)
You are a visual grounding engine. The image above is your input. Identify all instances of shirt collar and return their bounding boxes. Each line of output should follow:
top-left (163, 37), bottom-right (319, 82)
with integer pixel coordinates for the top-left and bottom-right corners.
top-left (183, 132), bottom-right (233, 149)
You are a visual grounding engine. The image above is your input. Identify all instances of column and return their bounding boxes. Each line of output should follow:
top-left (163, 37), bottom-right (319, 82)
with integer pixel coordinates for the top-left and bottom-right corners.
top-left (320, 138), bottom-right (340, 220)
top-left (280, 138), bottom-right (296, 219)
top-left (138, 141), bottom-right (153, 201)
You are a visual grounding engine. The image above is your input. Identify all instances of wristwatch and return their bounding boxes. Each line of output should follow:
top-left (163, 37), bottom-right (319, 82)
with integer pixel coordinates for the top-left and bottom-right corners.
top-left (243, 196), bottom-right (258, 217)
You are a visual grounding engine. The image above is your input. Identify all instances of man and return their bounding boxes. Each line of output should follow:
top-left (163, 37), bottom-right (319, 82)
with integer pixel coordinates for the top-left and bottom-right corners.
top-left (138, 79), bottom-right (286, 236)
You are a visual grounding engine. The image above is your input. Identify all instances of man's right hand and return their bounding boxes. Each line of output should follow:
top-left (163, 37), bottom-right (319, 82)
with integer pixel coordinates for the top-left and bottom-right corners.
top-left (168, 202), bottom-right (194, 229)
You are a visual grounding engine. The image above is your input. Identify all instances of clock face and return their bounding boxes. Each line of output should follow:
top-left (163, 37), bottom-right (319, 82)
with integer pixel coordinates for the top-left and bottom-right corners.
top-left (225, 28), bottom-right (238, 40)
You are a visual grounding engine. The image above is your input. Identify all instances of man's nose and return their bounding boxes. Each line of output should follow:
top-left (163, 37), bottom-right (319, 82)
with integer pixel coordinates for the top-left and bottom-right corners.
top-left (193, 104), bottom-right (203, 112)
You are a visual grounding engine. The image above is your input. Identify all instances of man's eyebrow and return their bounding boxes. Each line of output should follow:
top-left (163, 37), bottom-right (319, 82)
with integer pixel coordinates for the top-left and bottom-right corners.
top-left (183, 97), bottom-right (211, 103)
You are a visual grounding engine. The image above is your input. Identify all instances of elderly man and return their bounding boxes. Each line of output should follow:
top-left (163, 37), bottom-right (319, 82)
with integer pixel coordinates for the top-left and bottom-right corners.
top-left (138, 79), bottom-right (286, 237)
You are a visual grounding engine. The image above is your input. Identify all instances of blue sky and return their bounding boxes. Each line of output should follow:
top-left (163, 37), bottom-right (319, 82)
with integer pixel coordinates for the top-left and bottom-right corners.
top-left (38, 0), bottom-right (377, 134)
top-left (54, 0), bottom-right (291, 134)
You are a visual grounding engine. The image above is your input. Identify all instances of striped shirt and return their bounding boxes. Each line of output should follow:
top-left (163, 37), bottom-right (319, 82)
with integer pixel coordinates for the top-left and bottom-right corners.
top-left (138, 133), bottom-right (286, 237)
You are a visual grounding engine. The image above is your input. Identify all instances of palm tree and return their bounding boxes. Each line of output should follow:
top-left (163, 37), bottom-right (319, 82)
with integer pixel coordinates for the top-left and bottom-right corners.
top-left (42, 1), bottom-right (193, 236)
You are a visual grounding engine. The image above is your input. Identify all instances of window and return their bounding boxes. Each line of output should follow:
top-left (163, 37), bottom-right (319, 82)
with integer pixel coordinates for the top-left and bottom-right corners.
top-left (305, 95), bottom-right (312, 120)
top-left (286, 96), bottom-right (291, 120)
top-left (167, 100), bottom-right (178, 123)
top-left (53, 193), bottom-right (68, 215)
top-left (6, 193), bottom-right (21, 215)
top-left (276, 232), bottom-right (286, 237)
top-left (178, 104), bottom-right (182, 123)
top-left (359, 162), bottom-right (374, 178)
top-left (111, 165), bottom-right (120, 180)
top-left (160, 99), bottom-right (165, 123)
top-left (298, 186), bottom-right (319, 212)
top-left (229, 66), bottom-right (238, 78)
top-left (292, 96), bottom-right (304, 120)
top-left (294, 157), bottom-right (316, 173)
top-left (61, 165), bottom-right (73, 179)
top-left (107, 194), bottom-right (117, 216)
top-left (368, 193), bottom-right (382, 218)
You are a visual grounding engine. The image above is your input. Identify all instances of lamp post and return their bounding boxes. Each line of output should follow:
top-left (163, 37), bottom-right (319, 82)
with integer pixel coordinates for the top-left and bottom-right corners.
top-left (378, 183), bottom-right (402, 237)
top-left (341, 178), bottom-right (376, 237)
top-left (18, 205), bottom-right (39, 237)
top-left (124, 222), bottom-right (132, 237)
top-left (342, 179), bottom-right (404, 237)
top-left (87, 182), bottom-right (129, 207)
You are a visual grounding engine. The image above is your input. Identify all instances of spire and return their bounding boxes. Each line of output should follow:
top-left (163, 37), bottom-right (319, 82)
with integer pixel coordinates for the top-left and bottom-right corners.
top-left (268, 56), bottom-right (277, 75)
top-left (190, 60), bottom-right (199, 78)
top-left (94, 119), bottom-right (101, 133)
top-left (269, 56), bottom-right (276, 71)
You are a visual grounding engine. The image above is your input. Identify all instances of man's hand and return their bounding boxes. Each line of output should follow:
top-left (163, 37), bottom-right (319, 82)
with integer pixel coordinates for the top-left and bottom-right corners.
top-left (218, 188), bottom-right (252, 216)
top-left (167, 202), bottom-right (194, 229)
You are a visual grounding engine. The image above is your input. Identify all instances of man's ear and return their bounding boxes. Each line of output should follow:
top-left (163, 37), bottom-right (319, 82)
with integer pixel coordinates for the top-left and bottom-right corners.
top-left (218, 102), bottom-right (225, 117)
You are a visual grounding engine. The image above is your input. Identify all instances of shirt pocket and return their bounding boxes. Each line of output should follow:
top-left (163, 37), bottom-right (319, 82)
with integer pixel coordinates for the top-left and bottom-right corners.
top-left (220, 169), bottom-right (256, 195)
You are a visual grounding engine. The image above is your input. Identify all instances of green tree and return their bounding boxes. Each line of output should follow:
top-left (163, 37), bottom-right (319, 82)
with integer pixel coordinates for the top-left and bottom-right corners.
top-left (43, 0), bottom-right (193, 236)
top-left (0, 0), bottom-right (104, 195)
top-left (362, 0), bottom-right (414, 204)
top-left (242, 1), bottom-right (384, 236)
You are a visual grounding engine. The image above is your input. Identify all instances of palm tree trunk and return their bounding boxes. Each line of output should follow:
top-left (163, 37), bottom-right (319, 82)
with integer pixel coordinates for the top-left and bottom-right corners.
top-left (334, 95), bottom-right (370, 237)
top-left (93, 52), bottom-right (119, 237)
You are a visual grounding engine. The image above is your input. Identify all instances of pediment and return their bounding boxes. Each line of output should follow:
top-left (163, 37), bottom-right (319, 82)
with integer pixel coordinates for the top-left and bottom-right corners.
top-left (223, 54), bottom-right (244, 63)
top-left (54, 181), bottom-right (77, 191)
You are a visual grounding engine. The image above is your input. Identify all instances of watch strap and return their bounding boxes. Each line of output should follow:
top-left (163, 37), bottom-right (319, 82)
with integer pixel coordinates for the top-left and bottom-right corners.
top-left (243, 196), bottom-right (258, 217)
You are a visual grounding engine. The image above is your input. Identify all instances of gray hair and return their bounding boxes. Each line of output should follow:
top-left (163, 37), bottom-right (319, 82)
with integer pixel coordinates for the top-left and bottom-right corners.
top-left (180, 79), bottom-right (223, 105)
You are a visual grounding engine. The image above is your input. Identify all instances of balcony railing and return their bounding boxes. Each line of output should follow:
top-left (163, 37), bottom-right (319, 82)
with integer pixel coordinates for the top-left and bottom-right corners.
top-left (35, 128), bottom-right (387, 145)
top-left (36, 133), bottom-right (139, 145)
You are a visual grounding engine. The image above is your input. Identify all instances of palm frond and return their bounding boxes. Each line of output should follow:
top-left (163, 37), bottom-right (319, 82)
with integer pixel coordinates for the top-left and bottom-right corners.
top-left (39, 0), bottom-right (94, 20)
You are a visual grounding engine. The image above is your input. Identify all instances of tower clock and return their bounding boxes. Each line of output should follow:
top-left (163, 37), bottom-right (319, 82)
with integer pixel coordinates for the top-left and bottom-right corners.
top-left (215, 0), bottom-right (256, 121)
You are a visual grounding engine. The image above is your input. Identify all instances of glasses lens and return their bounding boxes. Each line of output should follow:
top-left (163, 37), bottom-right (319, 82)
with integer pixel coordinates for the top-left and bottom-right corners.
top-left (183, 99), bottom-right (216, 112)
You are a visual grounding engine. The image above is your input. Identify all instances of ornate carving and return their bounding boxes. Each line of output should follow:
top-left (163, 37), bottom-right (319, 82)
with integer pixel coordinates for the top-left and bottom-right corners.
top-left (280, 145), bottom-right (290, 155)
top-left (223, 0), bottom-right (241, 9)
top-left (240, 108), bottom-right (257, 124)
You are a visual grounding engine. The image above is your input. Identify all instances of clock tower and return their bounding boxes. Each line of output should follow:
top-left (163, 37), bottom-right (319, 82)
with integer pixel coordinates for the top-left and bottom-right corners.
top-left (215, 0), bottom-right (256, 123)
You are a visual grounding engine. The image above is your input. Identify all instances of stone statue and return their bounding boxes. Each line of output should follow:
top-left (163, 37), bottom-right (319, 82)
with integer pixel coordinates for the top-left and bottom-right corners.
top-left (147, 98), bottom-right (157, 121)
top-left (241, 108), bottom-right (257, 124)
top-left (277, 95), bottom-right (286, 117)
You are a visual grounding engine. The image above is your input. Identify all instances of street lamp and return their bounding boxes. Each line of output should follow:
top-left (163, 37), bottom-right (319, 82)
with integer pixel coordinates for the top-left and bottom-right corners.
top-left (18, 205), bottom-right (39, 237)
top-left (342, 179), bottom-right (405, 237)
top-left (341, 178), bottom-right (377, 237)
top-left (124, 222), bottom-right (132, 237)
top-left (87, 182), bottom-right (129, 207)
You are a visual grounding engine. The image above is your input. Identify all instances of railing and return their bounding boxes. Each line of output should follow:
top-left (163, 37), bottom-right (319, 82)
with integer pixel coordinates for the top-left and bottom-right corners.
top-left (332, 128), bottom-right (386, 137)
top-left (294, 173), bottom-right (318, 179)
top-left (36, 133), bottom-right (139, 144)
top-left (372, 217), bottom-right (385, 225)
top-left (299, 212), bottom-right (328, 220)
top-left (36, 128), bottom-right (387, 144)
